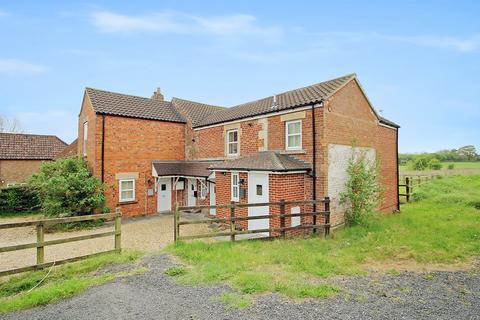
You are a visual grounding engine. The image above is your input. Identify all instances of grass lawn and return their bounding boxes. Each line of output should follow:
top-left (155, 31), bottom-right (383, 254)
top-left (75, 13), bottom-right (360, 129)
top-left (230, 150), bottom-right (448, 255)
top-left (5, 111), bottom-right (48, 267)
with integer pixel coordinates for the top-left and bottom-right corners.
top-left (0, 212), bottom-right (43, 219)
top-left (0, 251), bottom-right (145, 313)
top-left (399, 161), bottom-right (480, 172)
top-left (168, 175), bottom-right (480, 302)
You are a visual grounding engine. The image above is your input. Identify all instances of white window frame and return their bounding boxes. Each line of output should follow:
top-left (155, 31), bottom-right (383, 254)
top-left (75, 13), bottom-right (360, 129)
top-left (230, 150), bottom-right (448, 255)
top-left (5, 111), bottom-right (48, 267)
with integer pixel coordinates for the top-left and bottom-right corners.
top-left (231, 172), bottom-right (239, 202)
top-left (119, 179), bottom-right (135, 202)
top-left (226, 129), bottom-right (239, 156)
top-left (83, 121), bottom-right (88, 156)
top-left (285, 120), bottom-right (302, 150)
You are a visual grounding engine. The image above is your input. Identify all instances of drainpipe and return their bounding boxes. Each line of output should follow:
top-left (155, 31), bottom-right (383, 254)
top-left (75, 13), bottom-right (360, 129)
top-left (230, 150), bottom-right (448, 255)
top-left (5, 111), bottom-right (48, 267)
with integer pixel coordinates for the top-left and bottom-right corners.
top-left (396, 127), bottom-right (400, 211)
top-left (101, 114), bottom-right (105, 183)
top-left (311, 101), bottom-right (319, 230)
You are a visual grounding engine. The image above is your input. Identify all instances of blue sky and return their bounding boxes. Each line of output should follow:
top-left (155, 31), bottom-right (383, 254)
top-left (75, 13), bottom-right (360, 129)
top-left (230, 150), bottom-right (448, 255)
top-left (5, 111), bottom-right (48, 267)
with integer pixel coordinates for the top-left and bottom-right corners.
top-left (0, 0), bottom-right (478, 153)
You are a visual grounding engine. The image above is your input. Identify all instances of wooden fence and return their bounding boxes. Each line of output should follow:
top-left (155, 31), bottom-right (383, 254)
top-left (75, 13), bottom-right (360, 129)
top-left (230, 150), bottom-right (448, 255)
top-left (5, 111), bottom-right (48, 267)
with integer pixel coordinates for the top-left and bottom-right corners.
top-left (0, 209), bottom-right (122, 277)
top-left (174, 198), bottom-right (330, 242)
top-left (399, 175), bottom-right (438, 202)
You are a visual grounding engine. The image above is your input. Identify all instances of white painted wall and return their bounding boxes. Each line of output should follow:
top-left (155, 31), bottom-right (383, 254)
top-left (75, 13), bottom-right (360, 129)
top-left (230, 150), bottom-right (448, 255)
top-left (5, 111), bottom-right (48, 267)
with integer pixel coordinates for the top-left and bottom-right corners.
top-left (327, 144), bottom-right (376, 220)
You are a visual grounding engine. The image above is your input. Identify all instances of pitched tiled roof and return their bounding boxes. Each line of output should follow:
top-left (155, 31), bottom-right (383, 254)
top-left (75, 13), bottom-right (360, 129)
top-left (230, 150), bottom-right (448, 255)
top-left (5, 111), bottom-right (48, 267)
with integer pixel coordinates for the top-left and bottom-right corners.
top-left (85, 88), bottom-right (186, 123)
top-left (379, 116), bottom-right (400, 128)
top-left (54, 139), bottom-right (78, 159)
top-left (152, 160), bottom-right (219, 178)
top-left (195, 74), bottom-right (356, 127)
top-left (209, 151), bottom-right (311, 172)
top-left (0, 133), bottom-right (67, 160)
top-left (171, 97), bottom-right (225, 126)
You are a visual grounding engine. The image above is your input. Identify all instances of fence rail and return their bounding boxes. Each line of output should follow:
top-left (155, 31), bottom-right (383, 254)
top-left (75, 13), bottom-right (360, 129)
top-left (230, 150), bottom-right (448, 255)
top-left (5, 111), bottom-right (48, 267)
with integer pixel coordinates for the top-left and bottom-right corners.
top-left (174, 198), bottom-right (330, 242)
top-left (0, 209), bottom-right (122, 277)
top-left (399, 175), bottom-right (438, 202)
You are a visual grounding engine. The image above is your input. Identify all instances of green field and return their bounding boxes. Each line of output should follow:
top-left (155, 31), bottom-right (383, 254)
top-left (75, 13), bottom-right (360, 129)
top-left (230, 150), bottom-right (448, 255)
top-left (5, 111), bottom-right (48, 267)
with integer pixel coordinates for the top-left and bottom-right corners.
top-left (169, 175), bottom-right (480, 302)
top-left (399, 161), bottom-right (480, 172)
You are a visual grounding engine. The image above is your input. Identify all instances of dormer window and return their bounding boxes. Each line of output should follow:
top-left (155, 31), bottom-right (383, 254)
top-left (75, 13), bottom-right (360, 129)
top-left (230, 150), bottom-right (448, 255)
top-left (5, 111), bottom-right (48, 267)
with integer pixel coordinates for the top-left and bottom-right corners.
top-left (226, 129), bottom-right (239, 156)
top-left (285, 120), bottom-right (302, 150)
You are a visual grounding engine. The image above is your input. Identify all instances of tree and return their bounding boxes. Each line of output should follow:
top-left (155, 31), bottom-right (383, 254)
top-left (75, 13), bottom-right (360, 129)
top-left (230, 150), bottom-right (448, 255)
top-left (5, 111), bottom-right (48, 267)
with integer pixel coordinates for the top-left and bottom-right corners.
top-left (340, 148), bottom-right (382, 226)
top-left (28, 157), bottom-right (106, 216)
top-left (457, 145), bottom-right (478, 161)
top-left (0, 115), bottom-right (23, 133)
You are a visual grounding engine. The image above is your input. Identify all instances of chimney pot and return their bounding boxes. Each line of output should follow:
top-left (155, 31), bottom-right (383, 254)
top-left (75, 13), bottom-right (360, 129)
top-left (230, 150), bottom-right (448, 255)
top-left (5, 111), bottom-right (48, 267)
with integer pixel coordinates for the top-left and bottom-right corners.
top-left (152, 87), bottom-right (164, 101)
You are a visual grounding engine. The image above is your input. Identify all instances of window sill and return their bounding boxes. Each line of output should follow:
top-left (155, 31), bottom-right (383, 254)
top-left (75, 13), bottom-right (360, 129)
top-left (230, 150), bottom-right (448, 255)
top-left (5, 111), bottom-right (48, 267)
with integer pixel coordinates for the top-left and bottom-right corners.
top-left (280, 149), bottom-right (306, 155)
top-left (118, 200), bottom-right (138, 205)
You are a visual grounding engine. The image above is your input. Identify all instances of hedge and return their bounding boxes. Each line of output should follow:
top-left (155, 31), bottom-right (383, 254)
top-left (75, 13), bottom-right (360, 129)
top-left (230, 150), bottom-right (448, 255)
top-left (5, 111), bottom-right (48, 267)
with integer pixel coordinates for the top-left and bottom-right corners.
top-left (0, 186), bottom-right (41, 214)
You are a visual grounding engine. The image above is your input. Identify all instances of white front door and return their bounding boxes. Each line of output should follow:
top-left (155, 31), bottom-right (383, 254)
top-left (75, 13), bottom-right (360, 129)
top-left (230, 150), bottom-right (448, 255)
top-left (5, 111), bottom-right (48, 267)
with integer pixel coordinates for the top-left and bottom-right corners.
top-left (157, 178), bottom-right (172, 212)
top-left (188, 179), bottom-right (197, 207)
top-left (209, 182), bottom-right (216, 215)
top-left (247, 172), bottom-right (269, 234)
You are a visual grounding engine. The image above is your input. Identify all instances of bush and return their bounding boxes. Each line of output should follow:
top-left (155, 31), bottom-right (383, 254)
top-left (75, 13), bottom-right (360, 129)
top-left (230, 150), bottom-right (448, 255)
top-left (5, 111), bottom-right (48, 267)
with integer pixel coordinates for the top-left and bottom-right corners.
top-left (340, 149), bottom-right (382, 226)
top-left (28, 157), bottom-right (106, 217)
top-left (410, 157), bottom-right (430, 171)
top-left (447, 163), bottom-right (455, 170)
top-left (0, 186), bottom-right (41, 214)
top-left (428, 159), bottom-right (442, 170)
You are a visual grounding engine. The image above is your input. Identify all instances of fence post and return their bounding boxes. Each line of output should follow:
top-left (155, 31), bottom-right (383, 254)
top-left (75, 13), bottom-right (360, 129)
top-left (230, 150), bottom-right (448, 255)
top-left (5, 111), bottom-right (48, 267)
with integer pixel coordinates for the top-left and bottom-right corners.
top-left (230, 201), bottom-right (236, 242)
top-left (279, 199), bottom-right (286, 239)
top-left (324, 197), bottom-right (330, 237)
top-left (405, 177), bottom-right (410, 202)
top-left (36, 222), bottom-right (44, 265)
top-left (174, 203), bottom-right (179, 243)
top-left (115, 208), bottom-right (122, 253)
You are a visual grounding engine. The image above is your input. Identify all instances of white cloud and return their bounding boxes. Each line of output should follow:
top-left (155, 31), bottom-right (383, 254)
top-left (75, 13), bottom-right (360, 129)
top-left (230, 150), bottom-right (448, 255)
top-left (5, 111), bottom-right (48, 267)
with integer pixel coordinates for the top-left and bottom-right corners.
top-left (0, 59), bottom-right (49, 74)
top-left (313, 31), bottom-right (480, 53)
top-left (90, 10), bottom-right (282, 39)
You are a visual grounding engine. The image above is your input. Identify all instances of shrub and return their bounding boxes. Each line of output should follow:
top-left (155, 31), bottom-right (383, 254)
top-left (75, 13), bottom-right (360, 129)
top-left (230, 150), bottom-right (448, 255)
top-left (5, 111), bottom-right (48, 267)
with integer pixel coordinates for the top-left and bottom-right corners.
top-left (447, 163), bottom-right (455, 170)
top-left (28, 157), bottom-right (106, 217)
top-left (0, 186), bottom-right (41, 214)
top-left (410, 158), bottom-right (430, 171)
top-left (428, 159), bottom-right (442, 170)
top-left (340, 149), bottom-right (382, 226)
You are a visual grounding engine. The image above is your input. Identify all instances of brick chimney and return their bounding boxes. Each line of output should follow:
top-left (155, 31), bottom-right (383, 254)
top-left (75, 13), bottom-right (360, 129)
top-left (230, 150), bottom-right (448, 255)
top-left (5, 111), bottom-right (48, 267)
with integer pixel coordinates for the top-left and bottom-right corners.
top-left (152, 87), bottom-right (164, 101)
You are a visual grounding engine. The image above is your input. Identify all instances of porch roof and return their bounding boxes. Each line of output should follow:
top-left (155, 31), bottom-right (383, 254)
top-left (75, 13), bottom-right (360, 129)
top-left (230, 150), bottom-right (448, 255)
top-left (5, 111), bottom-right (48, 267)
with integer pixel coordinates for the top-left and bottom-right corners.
top-left (209, 151), bottom-right (311, 172)
top-left (152, 160), bottom-right (218, 178)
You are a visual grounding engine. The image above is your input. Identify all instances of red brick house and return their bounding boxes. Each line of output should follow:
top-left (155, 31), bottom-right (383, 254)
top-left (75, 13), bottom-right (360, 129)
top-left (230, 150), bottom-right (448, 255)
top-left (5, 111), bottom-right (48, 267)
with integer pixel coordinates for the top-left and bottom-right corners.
top-left (0, 133), bottom-right (67, 187)
top-left (77, 74), bottom-right (399, 231)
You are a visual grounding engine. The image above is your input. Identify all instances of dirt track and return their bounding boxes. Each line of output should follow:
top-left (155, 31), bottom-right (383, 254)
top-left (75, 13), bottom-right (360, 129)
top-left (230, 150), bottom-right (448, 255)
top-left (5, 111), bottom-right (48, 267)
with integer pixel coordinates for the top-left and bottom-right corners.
top-left (0, 213), bottom-right (208, 273)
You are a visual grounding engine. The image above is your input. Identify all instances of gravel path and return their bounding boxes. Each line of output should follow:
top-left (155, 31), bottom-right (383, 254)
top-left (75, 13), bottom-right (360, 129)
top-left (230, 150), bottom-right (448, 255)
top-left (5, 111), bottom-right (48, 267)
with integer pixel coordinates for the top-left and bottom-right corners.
top-left (0, 214), bottom-right (209, 273)
top-left (3, 254), bottom-right (479, 320)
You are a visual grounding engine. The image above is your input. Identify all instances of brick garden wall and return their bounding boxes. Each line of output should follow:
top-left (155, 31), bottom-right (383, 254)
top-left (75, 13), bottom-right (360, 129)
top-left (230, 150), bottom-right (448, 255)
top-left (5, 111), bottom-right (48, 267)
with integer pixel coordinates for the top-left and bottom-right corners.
top-left (0, 160), bottom-right (46, 186)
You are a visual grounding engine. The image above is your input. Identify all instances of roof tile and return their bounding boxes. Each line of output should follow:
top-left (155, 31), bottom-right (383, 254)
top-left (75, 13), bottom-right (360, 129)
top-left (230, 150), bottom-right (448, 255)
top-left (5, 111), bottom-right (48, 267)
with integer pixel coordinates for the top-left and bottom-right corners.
top-left (0, 133), bottom-right (67, 160)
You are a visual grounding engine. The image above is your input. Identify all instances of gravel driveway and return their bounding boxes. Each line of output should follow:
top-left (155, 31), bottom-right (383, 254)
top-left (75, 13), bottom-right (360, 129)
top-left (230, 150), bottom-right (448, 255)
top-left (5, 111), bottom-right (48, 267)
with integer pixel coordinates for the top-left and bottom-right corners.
top-left (0, 213), bottom-right (209, 273)
top-left (3, 254), bottom-right (479, 320)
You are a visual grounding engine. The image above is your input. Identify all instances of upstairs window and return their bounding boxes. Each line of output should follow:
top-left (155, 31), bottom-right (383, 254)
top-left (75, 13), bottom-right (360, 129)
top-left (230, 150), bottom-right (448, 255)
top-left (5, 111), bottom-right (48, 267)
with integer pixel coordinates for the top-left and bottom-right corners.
top-left (231, 172), bottom-right (239, 202)
top-left (119, 179), bottom-right (135, 202)
top-left (226, 129), bottom-right (239, 156)
top-left (83, 121), bottom-right (88, 156)
top-left (285, 120), bottom-right (302, 150)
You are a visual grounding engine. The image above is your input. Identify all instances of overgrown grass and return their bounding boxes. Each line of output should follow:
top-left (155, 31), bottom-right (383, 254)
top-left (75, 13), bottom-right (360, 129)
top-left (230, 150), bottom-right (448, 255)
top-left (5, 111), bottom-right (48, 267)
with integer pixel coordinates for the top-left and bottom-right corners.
top-left (0, 251), bottom-right (143, 313)
top-left (0, 211), bottom-right (42, 219)
top-left (399, 161), bottom-right (480, 172)
top-left (168, 175), bottom-right (480, 300)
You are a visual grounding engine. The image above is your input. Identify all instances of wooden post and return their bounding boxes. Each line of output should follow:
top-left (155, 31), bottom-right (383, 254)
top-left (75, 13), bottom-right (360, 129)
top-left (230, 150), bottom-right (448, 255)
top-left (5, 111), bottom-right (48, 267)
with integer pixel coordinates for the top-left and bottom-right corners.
top-left (230, 201), bottom-right (236, 242)
top-left (405, 177), bottom-right (410, 202)
top-left (36, 223), bottom-right (44, 265)
top-left (174, 203), bottom-right (179, 243)
top-left (114, 208), bottom-right (122, 253)
top-left (324, 197), bottom-right (330, 237)
top-left (279, 199), bottom-right (286, 239)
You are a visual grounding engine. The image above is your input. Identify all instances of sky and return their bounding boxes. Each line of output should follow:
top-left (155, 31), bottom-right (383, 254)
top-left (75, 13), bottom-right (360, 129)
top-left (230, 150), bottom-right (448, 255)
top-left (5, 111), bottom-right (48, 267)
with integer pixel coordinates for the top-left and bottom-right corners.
top-left (0, 0), bottom-right (478, 153)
